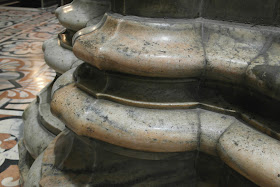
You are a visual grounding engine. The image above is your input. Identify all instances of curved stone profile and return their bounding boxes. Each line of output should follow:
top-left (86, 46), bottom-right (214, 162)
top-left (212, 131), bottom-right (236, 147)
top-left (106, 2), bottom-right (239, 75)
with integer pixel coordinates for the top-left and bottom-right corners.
top-left (43, 37), bottom-right (82, 74)
top-left (21, 68), bottom-right (77, 184)
top-left (39, 131), bottom-right (197, 186)
top-left (73, 13), bottom-right (280, 101)
top-left (23, 80), bottom-right (66, 158)
top-left (24, 152), bottom-right (44, 187)
top-left (18, 140), bottom-right (34, 185)
top-left (55, 0), bottom-right (110, 31)
top-left (36, 130), bottom-right (256, 186)
top-left (37, 82), bottom-right (65, 135)
top-left (218, 123), bottom-right (280, 187)
top-left (20, 0), bottom-right (280, 186)
top-left (73, 13), bottom-right (205, 78)
top-left (51, 83), bottom-right (280, 186)
top-left (58, 29), bottom-right (75, 50)
top-left (23, 99), bottom-right (55, 159)
top-left (51, 83), bottom-right (232, 153)
top-left (51, 67), bottom-right (77, 96)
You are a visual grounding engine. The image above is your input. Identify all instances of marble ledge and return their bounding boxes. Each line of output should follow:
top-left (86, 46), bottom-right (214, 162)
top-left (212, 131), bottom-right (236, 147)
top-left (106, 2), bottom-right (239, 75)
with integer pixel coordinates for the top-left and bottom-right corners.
top-left (73, 13), bottom-right (280, 101)
top-left (50, 83), bottom-right (272, 154)
top-left (22, 80), bottom-right (66, 159)
top-left (37, 81), bottom-right (65, 135)
top-left (218, 123), bottom-right (280, 187)
top-left (23, 99), bottom-right (55, 159)
top-left (49, 84), bottom-right (280, 186)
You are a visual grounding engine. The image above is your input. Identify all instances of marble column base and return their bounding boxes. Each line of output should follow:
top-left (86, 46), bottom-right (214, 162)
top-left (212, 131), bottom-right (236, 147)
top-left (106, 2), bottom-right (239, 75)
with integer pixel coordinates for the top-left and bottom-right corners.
top-left (22, 80), bottom-right (64, 159)
top-left (24, 152), bottom-right (44, 187)
top-left (35, 61), bottom-right (280, 186)
top-left (18, 140), bottom-right (34, 185)
top-left (43, 37), bottom-right (83, 75)
top-left (20, 66), bottom-right (78, 185)
top-left (55, 0), bottom-right (110, 31)
top-left (24, 129), bottom-right (257, 186)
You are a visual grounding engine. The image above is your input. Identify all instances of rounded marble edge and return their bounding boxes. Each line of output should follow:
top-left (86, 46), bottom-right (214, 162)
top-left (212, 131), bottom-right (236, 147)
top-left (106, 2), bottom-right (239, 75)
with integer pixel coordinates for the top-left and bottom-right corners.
top-left (51, 66), bottom-right (77, 97)
top-left (24, 152), bottom-right (44, 187)
top-left (73, 12), bottom-right (280, 101)
top-left (51, 83), bottom-right (253, 154)
top-left (37, 81), bottom-right (65, 135)
top-left (18, 139), bottom-right (33, 186)
top-left (23, 100), bottom-right (55, 158)
top-left (55, 0), bottom-right (110, 31)
top-left (217, 123), bottom-right (280, 186)
top-left (43, 37), bottom-right (81, 74)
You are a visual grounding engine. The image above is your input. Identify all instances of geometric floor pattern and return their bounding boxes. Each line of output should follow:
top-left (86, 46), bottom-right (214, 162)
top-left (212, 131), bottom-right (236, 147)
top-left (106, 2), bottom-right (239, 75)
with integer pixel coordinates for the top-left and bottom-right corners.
top-left (0, 6), bottom-right (64, 186)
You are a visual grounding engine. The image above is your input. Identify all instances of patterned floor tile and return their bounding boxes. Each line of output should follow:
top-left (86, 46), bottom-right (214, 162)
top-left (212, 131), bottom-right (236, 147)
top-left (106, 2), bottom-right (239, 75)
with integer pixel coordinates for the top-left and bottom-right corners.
top-left (0, 165), bottom-right (20, 187)
top-left (0, 6), bottom-right (64, 186)
top-left (0, 40), bottom-right (45, 58)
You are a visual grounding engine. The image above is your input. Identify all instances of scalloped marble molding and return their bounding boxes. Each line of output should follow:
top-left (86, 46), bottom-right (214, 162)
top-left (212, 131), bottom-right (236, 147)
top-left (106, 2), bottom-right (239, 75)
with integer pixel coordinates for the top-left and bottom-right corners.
top-left (37, 82), bottom-right (64, 135)
top-left (73, 13), bottom-right (280, 101)
top-left (51, 82), bottom-right (280, 186)
top-left (20, 68), bottom-right (77, 186)
top-left (55, 0), bottom-right (110, 31)
top-left (25, 130), bottom-right (256, 186)
top-left (22, 80), bottom-right (67, 159)
top-left (24, 152), bottom-right (44, 187)
top-left (23, 99), bottom-right (55, 159)
top-left (18, 140), bottom-right (33, 185)
top-left (43, 37), bottom-right (82, 74)
top-left (48, 61), bottom-right (280, 186)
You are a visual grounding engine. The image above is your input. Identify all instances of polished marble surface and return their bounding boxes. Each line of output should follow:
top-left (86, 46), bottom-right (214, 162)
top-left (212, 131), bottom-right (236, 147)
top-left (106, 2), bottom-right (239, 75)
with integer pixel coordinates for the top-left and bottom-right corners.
top-left (0, 7), bottom-right (63, 187)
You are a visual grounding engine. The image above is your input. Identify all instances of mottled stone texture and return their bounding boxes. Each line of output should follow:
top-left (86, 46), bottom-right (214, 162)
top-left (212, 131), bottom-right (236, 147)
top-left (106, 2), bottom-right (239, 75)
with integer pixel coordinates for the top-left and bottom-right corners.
top-left (51, 82), bottom-right (280, 186)
top-left (73, 13), bottom-right (280, 103)
top-left (23, 99), bottom-right (55, 159)
top-left (20, 0), bottom-right (280, 186)
top-left (43, 37), bottom-right (82, 74)
top-left (18, 140), bottom-right (34, 185)
top-left (39, 131), bottom-right (197, 186)
top-left (218, 123), bottom-right (280, 186)
top-left (24, 130), bottom-right (257, 186)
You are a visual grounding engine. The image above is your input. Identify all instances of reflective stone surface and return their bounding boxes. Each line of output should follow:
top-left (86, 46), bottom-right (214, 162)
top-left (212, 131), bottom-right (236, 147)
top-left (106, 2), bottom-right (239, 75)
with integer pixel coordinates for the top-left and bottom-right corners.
top-left (55, 0), bottom-right (110, 31)
top-left (18, 0), bottom-right (280, 186)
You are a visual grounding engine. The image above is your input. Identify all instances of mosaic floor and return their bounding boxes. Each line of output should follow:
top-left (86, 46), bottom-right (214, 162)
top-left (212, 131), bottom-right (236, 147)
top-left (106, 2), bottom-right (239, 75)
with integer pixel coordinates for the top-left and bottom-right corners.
top-left (0, 6), bottom-right (64, 186)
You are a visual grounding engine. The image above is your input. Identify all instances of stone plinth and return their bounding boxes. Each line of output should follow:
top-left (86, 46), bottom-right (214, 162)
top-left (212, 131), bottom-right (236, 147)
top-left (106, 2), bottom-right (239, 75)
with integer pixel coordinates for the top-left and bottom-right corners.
top-left (20, 0), bottom-right (280, 186)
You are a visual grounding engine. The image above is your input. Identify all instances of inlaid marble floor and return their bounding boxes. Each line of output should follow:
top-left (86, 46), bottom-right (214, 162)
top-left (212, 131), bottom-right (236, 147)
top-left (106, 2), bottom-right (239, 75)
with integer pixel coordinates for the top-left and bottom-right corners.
top-left (0, 6), bottom-right (64, 186)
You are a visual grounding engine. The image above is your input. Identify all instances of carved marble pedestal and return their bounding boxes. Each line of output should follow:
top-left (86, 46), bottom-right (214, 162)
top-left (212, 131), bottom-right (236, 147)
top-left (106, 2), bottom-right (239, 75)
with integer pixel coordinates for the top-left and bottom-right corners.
top-left (20, 0), bottom-right (280, 186)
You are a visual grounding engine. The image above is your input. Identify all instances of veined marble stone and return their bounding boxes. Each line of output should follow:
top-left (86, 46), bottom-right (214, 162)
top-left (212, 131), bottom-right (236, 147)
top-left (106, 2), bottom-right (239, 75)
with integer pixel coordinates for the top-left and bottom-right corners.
top-left (73, 13), bottom-right (280, 102)
top-left (22, 65), bottom-right (78, 160)
top-left (23, 82), bottom-right (58, 159)
top-left (20, 0), bottom-right (280, 186)
top-left (51, 75), bottom-right (280, 186)
top-left (18, 140), bottom-right (34, 185)
top-left (26, 130), bottom-right (257, 186)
